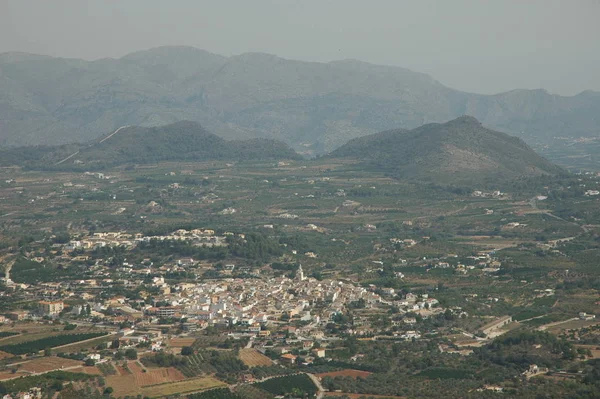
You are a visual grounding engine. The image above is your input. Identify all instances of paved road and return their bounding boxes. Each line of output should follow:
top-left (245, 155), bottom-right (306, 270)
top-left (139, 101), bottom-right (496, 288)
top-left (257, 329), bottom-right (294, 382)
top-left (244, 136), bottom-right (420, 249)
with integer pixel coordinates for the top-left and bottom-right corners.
top-left (307, 372), bottom-right (325, 399)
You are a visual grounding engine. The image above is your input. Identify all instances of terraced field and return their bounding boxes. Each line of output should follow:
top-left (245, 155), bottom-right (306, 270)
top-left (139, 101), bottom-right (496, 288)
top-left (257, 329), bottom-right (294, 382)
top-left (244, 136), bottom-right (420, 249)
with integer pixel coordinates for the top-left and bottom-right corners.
top-left (105, 360), bottom-right (210, 397)
top-left (239, 349), bottom-right (273, 367)
top-left (140, 377), bottom-right (226, 398)
top-left (134, 367), bottom-right (186, 386)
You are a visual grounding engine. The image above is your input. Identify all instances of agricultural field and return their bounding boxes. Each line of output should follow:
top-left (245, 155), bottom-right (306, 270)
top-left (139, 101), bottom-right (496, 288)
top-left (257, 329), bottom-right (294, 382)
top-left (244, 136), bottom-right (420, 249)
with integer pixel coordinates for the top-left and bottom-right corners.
top-left (0, 371), bottom-right (98, 395)
top-left (324, 393), bottom-right (406, 399)
top-left (189, 388), bottom-right (243, 399)
top-left (54, 333), bottom-right (114, 352)
top-left (105, 359), bottom-right (218, 398)
top-left (0, 332), bottom-right (18, 339)
top-left (178, 350), bottom-right (247, 377)
top-left (139, 376), bottom-right (225, 398)
top-left (0, 371), bottom-right (20, 381)
top-left (238, 349), bottom-right (273, 367)
top-left (170, 337), bottom-right (197, 348)
top-left (192, 335), bottom-right (230, 348)
top-left (17, 356), bottom-right (83, 374)
top-left (255, 374), bottom-right (317, 397)
top-left (316, 369), bottom-right (372, 379)
top-left (133, 367), bottom-right (186, 386)
top-left (70, 365), bottom-right (102, 375)
top-left (0, 332), bottom-right (108, 355)
top-left (0, 326), bottom-right (66, 346)
top-left (95, 362), bottom-right (117, 376)
top-left (545, 319), bottom-right (600, 334)
top-left (234, 384), bottom-right (275, 399)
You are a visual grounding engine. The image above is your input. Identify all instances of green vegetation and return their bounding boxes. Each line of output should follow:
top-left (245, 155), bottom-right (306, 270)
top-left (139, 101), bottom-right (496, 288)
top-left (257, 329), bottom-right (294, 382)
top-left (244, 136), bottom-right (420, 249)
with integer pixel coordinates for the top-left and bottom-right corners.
top-left (178, 350), bottom-right (248, 378)
top-left (0, 121), bottom-right (300, 170)
top-left (416, 368), bottom-right (473, 379)
top-left (96, 362), bottom-right (117, 376)
top-left (137, 232), bottom-right (282, 263)
top-left (1, 126), bottom-right (600, 399)
top-left (0, 332), bottom-right (19, 338)
top-left (188, 388), bottom-right (243, 399)
top-left (0, 371), bottom-right (96, 396)
top-left (234, 385), bottom-right (275, 399)
top-left (143, 350), bottom-right (248, 380)
top-left (329, 116), bottom-right (564, 185)
top-left (10, 257), bottom-right (88, 284)
top-left (0, 333), bottom-right (107, 355)
top-left (143, 352), bottom-right (188, 368)
top-left (255, 374), bottom-right (317, 397)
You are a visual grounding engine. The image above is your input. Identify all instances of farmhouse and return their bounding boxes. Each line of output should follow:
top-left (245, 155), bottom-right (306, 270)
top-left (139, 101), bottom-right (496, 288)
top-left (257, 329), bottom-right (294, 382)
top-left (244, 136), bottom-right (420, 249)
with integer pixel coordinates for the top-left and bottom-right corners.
top-left (280, 353), bottom-right (297, 364)
top-left (38, 300), bottom-right (64, 316)
top-left (312, 348), bottom-right (326, 358)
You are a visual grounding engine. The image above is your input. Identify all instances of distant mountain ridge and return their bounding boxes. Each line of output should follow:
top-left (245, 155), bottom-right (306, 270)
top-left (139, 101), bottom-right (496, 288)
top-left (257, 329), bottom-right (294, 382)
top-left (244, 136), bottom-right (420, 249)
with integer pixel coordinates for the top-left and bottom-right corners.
top-left (0, 121), bottom-right (301, 169)
top-left (328, 116), bottom-right (564, 184)
top-left (1, 46), bottom-right (599, 153)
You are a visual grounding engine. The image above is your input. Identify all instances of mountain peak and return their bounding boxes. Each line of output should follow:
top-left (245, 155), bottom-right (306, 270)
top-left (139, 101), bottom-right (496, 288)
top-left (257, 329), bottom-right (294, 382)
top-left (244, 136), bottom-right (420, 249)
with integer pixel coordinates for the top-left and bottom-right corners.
top-left (448, 115), bottom-right (482, 125)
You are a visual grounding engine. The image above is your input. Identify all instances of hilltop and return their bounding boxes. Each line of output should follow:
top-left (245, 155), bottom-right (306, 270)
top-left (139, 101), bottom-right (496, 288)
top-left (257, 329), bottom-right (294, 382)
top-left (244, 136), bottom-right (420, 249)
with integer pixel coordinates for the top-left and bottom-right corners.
top-left (1, 46), bottom-right (599, 156)
top-left (0, 121), bottom-right (301, 169)
top-left (328, 116), bottom-right (564, 185)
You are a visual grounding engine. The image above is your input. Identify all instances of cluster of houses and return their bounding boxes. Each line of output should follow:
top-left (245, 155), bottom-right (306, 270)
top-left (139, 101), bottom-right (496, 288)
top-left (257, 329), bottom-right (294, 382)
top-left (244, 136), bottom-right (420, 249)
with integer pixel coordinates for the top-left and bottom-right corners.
top-left (2, 388), bottom-right (42, 399)
top-left (63, 228), bottom-right (232, 251)
top-left (140, 265), bottom-right (382, 332)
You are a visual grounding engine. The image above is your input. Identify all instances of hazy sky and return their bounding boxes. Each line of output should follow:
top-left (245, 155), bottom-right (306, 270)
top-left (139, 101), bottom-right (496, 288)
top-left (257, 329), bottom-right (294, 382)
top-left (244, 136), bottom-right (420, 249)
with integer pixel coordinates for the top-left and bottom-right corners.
top-left (1, 0), bottom-right (599, 95)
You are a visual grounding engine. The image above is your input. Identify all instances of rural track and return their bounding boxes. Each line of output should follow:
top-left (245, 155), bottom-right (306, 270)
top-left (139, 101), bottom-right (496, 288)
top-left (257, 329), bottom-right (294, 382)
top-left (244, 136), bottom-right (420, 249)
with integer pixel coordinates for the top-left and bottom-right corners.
top-left (529, 196), bottom-right (590, 233)
top-left (0, 364), bottom-right (83, 382)
top-left (51, 331), bottom-right (117, 351)
top-left (307, 372), bottom-right (325, 398)
top-left (55, 125), bottom-right (130, 165)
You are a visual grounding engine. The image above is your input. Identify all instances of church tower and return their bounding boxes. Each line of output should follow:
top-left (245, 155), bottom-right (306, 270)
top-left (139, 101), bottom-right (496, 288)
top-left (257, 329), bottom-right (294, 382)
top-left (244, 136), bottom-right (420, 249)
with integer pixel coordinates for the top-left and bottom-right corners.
top-left (297, 264), bottom-right (305, 281)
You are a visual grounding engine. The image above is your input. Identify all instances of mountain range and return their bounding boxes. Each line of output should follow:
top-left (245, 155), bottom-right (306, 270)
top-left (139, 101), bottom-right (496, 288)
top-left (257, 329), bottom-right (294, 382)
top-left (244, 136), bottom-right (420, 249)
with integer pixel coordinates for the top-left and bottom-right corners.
top-left (1, 46), bottom-right (599, 154)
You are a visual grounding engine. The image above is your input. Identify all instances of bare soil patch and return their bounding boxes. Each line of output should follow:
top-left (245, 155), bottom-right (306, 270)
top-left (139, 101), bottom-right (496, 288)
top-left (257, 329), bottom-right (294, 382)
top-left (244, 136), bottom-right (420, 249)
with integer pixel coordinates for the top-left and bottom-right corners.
top-left (239, 348), bottom-right (273, 367)
top-left (324, 393), bottom-right (405, 399)
top-left (18, 356), bottom-right (82, 373)
top-left (169, 337), bottom-right (197, 348)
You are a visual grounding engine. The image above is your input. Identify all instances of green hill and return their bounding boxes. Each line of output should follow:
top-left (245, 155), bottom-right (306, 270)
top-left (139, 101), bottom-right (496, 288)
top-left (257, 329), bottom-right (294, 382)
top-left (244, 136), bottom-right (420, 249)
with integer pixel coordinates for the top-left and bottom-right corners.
top-left (328, 116), bottom-right (564, 185)
top-left (0, 121), bottom-right (301, 169)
